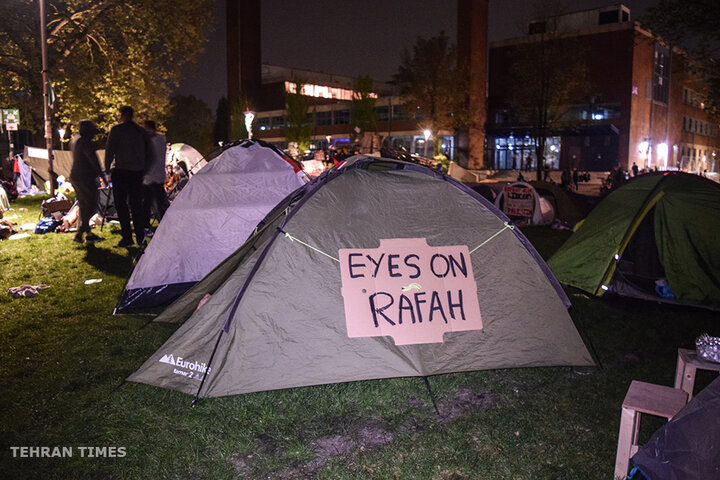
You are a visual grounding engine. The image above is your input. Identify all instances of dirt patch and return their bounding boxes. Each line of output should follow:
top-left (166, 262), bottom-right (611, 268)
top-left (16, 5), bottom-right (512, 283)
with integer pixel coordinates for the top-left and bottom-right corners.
top-left (438, 388), bottom-right (500, 423)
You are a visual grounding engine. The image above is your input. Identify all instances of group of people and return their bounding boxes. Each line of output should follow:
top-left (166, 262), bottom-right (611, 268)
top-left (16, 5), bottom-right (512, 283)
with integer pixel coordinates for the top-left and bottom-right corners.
top-left (70, 106), bottom-right (169, 247)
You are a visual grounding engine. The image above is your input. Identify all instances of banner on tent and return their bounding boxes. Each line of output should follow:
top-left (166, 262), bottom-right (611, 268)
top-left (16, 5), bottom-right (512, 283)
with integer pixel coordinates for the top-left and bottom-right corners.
top-left (339, 238), bottom-right (483, 345)
top-left (502, 185), bottom-right (534, 217)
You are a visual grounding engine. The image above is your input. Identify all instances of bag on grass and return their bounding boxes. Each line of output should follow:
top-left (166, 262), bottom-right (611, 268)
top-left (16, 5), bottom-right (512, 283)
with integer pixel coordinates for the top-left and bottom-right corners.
top-left (34, 217), bottom-right (61, 234)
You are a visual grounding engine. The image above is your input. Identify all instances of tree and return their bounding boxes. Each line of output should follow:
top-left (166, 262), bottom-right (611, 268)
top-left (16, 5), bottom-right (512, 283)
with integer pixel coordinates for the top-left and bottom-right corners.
top-left (214, 97), bottom-right (230, 146)
top-left (0, 0), bottom-right (213, 139)
top-left (394, 32), bottom-right (467, 158)
top-left (164, 94), bottom-right (214, 156)
top-left (641, 0), bottom-right (720, 117)
top-left (506, 4), bottom-right (591, 180)
top-left (350, 75), bottom-right (378, 148)
top-left (285, 78), bottom-right (312, 155)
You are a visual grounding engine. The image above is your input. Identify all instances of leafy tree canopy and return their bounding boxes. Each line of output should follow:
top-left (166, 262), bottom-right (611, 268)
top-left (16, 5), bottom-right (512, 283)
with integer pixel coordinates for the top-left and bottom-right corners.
top-left (350, 75), bottom-right (378, 140)
top-left (165, 94), bottom-right (214, 157)
top-left (285, 78), bottom-right (312, 154)
top-left (0, 0), bottom-right (213, 138)
top-left (394, 32), bottom-right (467, 156)
top-left (640, 0), bottom-right (720, 116)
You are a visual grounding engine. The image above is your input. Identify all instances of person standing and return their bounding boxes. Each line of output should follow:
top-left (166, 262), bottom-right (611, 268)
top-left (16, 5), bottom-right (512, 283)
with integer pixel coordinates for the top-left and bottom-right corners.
top-left (141, 120), bottom-right (169, 233)
top-left (69, 120), bottom-right (106, 245)
top-left (105, 106), bottom-right (148, 247)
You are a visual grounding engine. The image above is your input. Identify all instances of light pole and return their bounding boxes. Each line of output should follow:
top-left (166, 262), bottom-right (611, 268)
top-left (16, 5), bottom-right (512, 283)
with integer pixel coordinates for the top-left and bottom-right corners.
top-left (39, 0), bottom-right (55, 195)
top-left (423, 129), bottom-right (431, 157)
top-left (58, 127), bottom-right (65, 150)
top-left (244, 109), bottom-right (255, 139)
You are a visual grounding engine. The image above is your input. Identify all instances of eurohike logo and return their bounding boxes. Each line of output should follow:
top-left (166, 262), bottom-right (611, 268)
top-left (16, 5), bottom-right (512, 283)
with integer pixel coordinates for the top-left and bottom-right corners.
top-left (159, 353), bottom-right (211, 381)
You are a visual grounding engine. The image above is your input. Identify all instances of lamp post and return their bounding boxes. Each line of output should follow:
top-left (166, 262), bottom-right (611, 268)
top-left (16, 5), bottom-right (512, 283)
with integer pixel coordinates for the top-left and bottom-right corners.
top-left (58, 127), bottom-right (65, 150)
top-left (39, 0), bottom-right (55, 195)
top-left (244, 109), bottom-right (255, 139)
top-left (423, 129), bottom-right (431, 157)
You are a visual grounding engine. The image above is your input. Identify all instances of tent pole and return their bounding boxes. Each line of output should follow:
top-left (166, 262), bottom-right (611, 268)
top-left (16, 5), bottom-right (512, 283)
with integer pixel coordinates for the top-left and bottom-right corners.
top-left (423, 376), bottom-right (440, 416)
top-left (191, 330), bottom-right (224, 407)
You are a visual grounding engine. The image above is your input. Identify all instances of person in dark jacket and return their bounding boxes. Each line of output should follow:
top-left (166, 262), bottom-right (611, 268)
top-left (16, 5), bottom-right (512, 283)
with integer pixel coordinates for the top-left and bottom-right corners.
top-left (69, 120), bottom-right (106, 244)
top-left (105, 106), bottom-right (149, 247)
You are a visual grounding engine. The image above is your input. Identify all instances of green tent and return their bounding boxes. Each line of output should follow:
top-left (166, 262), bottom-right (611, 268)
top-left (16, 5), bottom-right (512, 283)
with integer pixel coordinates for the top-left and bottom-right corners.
top-left (129, 157), bottom-right (593, 398)
top-left (548, 172), bottom-right (720, 309)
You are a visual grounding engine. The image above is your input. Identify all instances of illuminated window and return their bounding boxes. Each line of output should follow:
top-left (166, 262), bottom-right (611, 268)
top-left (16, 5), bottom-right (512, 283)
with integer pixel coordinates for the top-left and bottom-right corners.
top-left (284, 81), bottom-right (376, 101)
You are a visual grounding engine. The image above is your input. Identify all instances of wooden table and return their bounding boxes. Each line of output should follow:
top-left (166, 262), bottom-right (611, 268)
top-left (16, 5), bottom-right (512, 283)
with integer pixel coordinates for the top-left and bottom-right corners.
top-left (674, 348), bottom-right (720, 400)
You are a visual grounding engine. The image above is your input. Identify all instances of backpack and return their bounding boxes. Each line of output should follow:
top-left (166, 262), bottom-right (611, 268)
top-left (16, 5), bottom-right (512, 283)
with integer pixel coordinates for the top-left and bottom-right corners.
top-left (34, 217), bottom-right (61, 234)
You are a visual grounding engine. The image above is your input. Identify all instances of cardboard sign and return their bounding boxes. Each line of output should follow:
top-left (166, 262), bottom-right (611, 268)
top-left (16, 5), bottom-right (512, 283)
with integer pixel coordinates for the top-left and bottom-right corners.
top-left (339, 238), bottom-right (483, 345)
top-left (502, 185), bottom-right (534, 217)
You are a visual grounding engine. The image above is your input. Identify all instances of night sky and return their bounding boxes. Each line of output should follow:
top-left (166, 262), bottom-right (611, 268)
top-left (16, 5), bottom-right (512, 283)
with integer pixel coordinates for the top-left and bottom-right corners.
top-left (176, 0), bottom-right (658, 109)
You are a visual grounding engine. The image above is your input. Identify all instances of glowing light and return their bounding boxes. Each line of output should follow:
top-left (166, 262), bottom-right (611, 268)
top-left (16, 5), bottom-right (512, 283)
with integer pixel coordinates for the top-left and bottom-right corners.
top-left (657, 143), bottom-right (668, 157)
top-left (601, 285), bottom-right (609, 291)
top-left (638, 141), bottom-right (649, 153)
top-left (244, 110), bottom-right (255, 139)
top-left (614, 254), bottom-right (620, 260)
top-left (423, 129), bottom-right (431, 140)
top-left (592, 113), bottom-right (604, 120)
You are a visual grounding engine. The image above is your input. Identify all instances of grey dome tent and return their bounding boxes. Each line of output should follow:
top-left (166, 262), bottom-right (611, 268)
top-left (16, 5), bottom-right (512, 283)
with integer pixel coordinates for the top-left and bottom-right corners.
top-left (128, 157), bottom-right (593, 398)
top-left (115, 140), bottom-right (307, 311)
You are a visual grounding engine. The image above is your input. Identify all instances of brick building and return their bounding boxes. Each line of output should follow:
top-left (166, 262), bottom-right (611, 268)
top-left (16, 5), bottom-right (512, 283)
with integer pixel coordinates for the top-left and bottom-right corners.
top-left (487, 4), bottom-right (719, 174)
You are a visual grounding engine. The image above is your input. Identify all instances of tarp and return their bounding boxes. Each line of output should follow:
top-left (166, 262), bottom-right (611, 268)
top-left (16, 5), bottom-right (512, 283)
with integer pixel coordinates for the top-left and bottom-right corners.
top-left (548, 172), bottom-right (720, 309)
top-left (128, 156), bottom-right (594, 398)
top-left (494, 181), bottom-right (555, 226)
top-left (23, 147), bottom-right (106, 186)
top-left (631, 375), bottom-right (720, 479)
top-left (116, 140), bottom-right (307, 311)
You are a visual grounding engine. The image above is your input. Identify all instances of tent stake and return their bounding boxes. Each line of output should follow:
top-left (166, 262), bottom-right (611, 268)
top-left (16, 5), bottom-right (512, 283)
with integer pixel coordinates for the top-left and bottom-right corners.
top-left (423, 376), bottom-right (440, 416)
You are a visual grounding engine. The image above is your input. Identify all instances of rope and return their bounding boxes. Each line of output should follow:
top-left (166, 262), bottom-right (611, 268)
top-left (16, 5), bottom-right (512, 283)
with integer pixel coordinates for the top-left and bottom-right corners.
top-left (469, 222), bottom-right (515, 255)
top-left (284, 232), bottom-right (340, 262)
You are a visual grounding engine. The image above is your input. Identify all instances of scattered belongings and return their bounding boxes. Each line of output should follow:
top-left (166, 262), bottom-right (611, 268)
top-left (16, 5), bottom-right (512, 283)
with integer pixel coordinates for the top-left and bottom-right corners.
top-left (84, 279), bottom-right (103, 285)
top-left (7, 284), bottom-right (50, 298)
top-left (8, 233), bottom-right (31, 240)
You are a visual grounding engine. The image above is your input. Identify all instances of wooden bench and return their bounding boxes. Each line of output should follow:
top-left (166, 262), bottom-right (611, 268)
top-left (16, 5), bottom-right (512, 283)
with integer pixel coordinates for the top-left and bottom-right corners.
top-left (674, 347), bottom-right (720, 400)
top-left (613, 380), bottom-right (687, 479)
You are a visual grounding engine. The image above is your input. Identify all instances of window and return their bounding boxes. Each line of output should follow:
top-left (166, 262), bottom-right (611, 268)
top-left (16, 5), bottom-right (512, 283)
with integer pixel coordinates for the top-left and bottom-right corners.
top-left (334, 109), bottom-right (350, 125)
top-left (316, 111), bottom-right (332, 126)
top-left (528, 21), bottom-right (546, 35)
top-left (270, 116), bottom-right (286, 129)
top-left (599, 10), bottom-right (619, 25)
top-left (653, 43), bottom-right (670, 104)
top-left (376, 106), bottom-right (389, 122)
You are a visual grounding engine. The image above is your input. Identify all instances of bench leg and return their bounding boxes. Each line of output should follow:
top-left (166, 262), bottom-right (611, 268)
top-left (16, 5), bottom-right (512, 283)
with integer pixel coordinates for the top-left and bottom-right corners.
top-left (614, 407), bottom-right (638, 479)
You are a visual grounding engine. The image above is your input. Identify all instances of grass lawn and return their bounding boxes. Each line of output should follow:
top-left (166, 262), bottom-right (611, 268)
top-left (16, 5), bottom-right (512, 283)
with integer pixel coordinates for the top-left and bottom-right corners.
top-left (1, 195), bottom-right (717, 479)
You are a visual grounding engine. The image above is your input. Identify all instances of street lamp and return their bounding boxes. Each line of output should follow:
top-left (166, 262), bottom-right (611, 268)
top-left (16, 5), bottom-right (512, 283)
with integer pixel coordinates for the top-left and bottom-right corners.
top-left (58, 127), bottom-right (65, 150)
top-left (244, 109), bottom-right (255, 139)
top-left (423, 129), bottom-right (431, 157)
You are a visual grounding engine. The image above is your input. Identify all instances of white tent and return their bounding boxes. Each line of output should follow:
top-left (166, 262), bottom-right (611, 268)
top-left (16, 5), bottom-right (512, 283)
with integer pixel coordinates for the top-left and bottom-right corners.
top-left (167, 143), bottom-right (207, 176)
top-left (494, 181), bottom-right (555, 226)
top-left (116, 140), bottom-right (308, 311)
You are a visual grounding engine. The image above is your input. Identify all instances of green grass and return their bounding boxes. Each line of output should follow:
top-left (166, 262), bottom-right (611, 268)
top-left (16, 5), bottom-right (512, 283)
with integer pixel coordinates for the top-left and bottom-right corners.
top-left (1, 196), bottom-right (717, 479)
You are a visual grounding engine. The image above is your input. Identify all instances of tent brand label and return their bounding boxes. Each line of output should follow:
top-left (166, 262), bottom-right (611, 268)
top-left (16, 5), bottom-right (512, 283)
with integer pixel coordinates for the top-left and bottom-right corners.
top-left (502, 185), bottom-right (534, 217)
top-left (159, 353), bottom-right (211, 381)
top-left (339, 238), bottom-right (482, 345)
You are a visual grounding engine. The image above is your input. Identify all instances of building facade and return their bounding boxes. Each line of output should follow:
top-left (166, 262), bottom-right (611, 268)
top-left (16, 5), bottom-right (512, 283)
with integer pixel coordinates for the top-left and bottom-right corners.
top-left (252, 65), bottom-right (456, 159)
top-left (486, 4), bottom-right (719, 174)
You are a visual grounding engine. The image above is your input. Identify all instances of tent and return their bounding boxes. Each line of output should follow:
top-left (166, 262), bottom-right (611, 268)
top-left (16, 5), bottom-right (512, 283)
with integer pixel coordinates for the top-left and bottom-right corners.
top-left (530, 181), bottom-right (585, 227)
top-left (115, 140), bottom-right (307, 311)
top-left (548, 172), bottom-right (720, 310)
top-left (167, 143), bottom-right (206, 176)
top-left (631, 375), bottom-right (720, 479)
top-left (128, 156), bottom-right (594, 398)
top-left (494, 181), bottom-right (555, 226)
